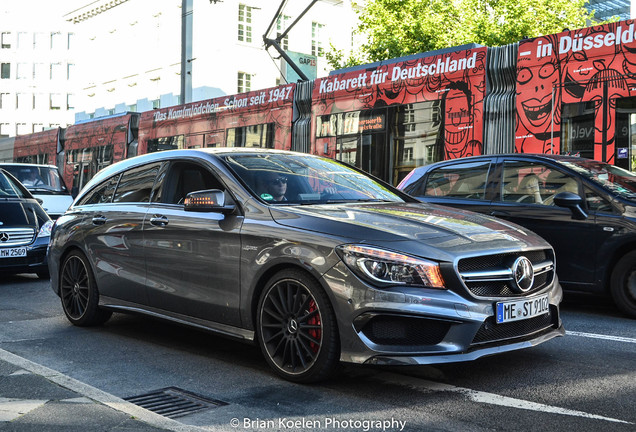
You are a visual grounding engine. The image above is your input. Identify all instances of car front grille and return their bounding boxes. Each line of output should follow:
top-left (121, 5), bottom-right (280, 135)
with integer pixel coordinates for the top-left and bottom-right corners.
top-left (471, 305), bottom-right (558, 345)
top-left (0, 228), bottom-right (35, 247)
top-left (457, 249), bottom-right (554, 298)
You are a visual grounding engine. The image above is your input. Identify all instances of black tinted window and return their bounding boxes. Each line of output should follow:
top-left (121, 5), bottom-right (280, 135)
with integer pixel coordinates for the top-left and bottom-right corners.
top-left (424, 161), bottom-right (490, 199)
top-left (162, 162), bottom-right (223, 205)
top-left (113, 163), bottom-right (160, 203)
top-left (79, 175), bottom-right (120, 205)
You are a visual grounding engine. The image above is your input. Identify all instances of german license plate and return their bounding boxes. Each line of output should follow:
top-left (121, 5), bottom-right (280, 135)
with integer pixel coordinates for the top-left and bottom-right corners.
top-left (0, 247), bottom-right (27, 258)
top-left (496, 294), bottom-right (549, 324)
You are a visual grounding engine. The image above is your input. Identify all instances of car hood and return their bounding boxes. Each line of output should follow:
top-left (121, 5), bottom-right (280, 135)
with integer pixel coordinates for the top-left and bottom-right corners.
top-left (269, 202), bottom-right (548, 261)
top-left (0, 199), bottom-right (49, 228)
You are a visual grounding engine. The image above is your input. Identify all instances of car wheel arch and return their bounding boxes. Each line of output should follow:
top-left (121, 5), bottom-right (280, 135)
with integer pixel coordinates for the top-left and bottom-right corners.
top-left (55, 244), bottom-right (97, 293)
top-left (248, 262), bottom-right (335, 331)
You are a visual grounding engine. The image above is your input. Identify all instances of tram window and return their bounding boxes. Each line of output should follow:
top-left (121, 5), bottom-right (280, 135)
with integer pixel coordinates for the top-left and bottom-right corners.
top-left (147, 136), bottom-right (184, 153)
top-left (227, 123), bottom-right (274, 148)
top-left (561, 102), bottom-right (596, 159)
top-left (615, 97), bottom-right (636, 171)
top-left (316, 114), bottom-right (340, 137)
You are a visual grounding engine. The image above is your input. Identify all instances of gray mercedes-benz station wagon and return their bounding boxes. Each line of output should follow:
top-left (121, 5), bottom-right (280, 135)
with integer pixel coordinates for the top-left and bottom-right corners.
top-left (48, 149), bottom-right (564, 382)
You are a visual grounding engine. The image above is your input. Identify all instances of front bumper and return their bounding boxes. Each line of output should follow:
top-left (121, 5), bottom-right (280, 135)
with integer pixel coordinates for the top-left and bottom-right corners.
top-left (322, 262), bottom-right (564, 365)
top-left (0, 240), bottom-right (49, 275)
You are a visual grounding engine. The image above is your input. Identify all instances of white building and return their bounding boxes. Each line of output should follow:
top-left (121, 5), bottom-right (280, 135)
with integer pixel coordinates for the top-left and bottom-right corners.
top-left (0, 0), bottom-right (361, 134)
top-left (0, 2), bottom-right (78, 138)
top-left (64, 0), bottom-right (362, 120)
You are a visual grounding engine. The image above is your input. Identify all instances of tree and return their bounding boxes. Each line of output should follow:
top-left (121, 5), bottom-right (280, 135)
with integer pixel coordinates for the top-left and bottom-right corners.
top-left (328, 0), bottom-right (596, 68)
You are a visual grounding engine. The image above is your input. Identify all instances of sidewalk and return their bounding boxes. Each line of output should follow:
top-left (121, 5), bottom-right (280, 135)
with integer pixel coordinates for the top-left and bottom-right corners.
top-left (0, 348), bottom-right (208, 432)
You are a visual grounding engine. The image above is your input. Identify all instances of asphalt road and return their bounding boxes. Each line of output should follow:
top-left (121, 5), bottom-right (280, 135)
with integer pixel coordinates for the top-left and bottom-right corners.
top-left (0, 274), bottom-right (634, 432)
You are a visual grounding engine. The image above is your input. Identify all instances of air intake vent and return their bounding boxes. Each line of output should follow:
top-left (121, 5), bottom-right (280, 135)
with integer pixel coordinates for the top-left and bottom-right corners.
top-left (124, 387), bottom-right (227, 419)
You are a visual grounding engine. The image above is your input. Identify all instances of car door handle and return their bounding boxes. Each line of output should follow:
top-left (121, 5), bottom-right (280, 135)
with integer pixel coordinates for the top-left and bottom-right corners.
top-left (91, 216), bottom-right (107, 225)
top-left (149, 215), bottom-right (169, 227)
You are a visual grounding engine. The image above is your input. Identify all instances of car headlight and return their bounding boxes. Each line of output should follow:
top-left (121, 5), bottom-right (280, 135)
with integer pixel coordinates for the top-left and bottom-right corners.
top-left (336, 244), bottom-right (446, 289)
top-left (37, 220), bottom-right (54, 238)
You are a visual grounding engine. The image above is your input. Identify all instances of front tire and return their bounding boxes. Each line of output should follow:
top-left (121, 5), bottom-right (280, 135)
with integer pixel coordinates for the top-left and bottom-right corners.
top-left (59, 250), bottom-right (112, 326)
top-left (610, 251), bottom-right (636, 318)
top-left (256, 269), bottom-right (340, 383)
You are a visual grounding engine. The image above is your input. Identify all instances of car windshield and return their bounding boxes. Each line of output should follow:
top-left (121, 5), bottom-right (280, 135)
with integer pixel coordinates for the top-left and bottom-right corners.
top-left (562, 159), bottom-right (636, 200)
top-left (0, 171), bottom-right (29, 199)
top-left (1, 165), bottom-right (68, 194)
top-left (222, 152), bottom-right (406, 204)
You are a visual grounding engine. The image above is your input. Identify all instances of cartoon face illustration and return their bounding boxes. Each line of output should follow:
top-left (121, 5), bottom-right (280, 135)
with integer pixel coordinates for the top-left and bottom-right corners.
top-left (443, 81), bottom-right (476, 158)
top-left (516, 59), bottom-right (561, 138)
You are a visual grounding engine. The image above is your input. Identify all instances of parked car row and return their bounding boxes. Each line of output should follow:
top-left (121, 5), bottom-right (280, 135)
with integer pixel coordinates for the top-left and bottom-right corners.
top-left (398, 154), bottom-right (636, 318)
top-left (4, 149), bottom-right (632, 383)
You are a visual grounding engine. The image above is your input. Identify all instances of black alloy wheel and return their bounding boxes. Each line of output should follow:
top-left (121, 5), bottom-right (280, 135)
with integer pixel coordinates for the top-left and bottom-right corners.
top-left (59, 250), bottom-right (112, 326)
top-left (257, 269), bottom-right (339, 383)
top-left (611, 251), bottom-right (636, 318)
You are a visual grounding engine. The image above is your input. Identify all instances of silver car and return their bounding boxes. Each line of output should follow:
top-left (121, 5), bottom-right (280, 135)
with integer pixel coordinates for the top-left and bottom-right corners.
top-left (48, 149), bottom-right (564, 382)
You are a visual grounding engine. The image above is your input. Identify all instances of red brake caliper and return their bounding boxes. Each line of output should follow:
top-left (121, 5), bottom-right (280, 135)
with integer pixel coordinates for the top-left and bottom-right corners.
top-left (307, 299), bottom-right (321, 353)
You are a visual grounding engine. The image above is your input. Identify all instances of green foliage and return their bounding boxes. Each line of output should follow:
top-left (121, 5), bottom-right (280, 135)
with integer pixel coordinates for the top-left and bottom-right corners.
top-left (328, 0), bottom-right (597, 68)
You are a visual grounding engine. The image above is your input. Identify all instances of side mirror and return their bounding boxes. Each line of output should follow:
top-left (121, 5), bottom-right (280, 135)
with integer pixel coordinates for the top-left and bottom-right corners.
top-left (553, 191), bottom-right (588, 220)
top-left (184, 189), bottom-right (235, 214)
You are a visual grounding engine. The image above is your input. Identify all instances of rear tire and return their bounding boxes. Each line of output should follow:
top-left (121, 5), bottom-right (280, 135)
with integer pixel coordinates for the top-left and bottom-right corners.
top-left (59, 250), bottom-right (112, 326)
top-left (256, 269), bottom-right (340, 383)
top-left (610, 251), bottom-right (636, 318)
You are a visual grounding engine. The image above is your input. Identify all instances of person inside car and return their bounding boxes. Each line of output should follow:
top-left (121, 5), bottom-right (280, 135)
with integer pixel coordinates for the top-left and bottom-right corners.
top-left (260, 171), bottom-right (288, 201)
top-left (21, 170), bottom-right (44, 187)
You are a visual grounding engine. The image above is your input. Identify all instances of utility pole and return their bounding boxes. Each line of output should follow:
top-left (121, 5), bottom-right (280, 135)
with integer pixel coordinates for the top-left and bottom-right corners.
top-left (180, 0), bottom-right (193, 105)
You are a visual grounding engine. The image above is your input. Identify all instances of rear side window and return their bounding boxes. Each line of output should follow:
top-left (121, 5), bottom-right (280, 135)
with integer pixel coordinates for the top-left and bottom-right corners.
top-left (424, 161), bottom-right (490, 199)
top-left (113, 163), bottom-right (161, 203)
top-left (78, 175), bottom-right (120, 205)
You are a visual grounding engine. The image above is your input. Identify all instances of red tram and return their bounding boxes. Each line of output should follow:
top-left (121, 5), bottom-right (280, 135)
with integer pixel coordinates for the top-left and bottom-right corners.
top-left (3, 19), bottom-right (635, 192)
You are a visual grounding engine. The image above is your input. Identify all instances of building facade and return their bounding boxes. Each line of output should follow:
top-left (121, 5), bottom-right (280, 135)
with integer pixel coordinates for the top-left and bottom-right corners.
top-left (0, 3), bottom-right (78, 138)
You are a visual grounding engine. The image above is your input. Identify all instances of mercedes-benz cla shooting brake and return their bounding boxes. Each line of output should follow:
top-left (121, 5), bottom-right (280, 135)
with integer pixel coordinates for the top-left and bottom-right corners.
top-left (48, 149), bottom-right (564, 382)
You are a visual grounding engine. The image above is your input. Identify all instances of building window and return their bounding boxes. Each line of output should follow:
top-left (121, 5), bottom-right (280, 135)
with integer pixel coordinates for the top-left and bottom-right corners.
top-left (238, 72), bottom-right (252, 93)
top-left (16, 93), bottom-right (30, 110)
top-left (16, 123), bottom-right (30, 135)
top-left (1, 63), bottom-right (10, 79)
top-left (67, 94), bottom-right (74, 110)
top-left (50, 32), bottom-right (62, 50)
top-left (277, 14), bottom-right (290, 51)
top-left (50, 93), bottom-right (63, 110)
top-left (1, 32), bottom-right (11, 49)
top-left (238, 4), bottom-right (252, 43)
top-left (67, 63), bottom-right (75, 80)
top-left (17, 32), bottom-right (29, 49)
top-left (67, 33), bottom-right (74, 50)
top-left (0, 93), bottom-right (10, 109)
top-left (33, 63), bottom-right (46, 80)
top-left (0, 123), bottom-right (11, 137)
top-left (50, 63), bottom-right (63, 80)
top-left (34, 32), bottom-right (47, 49)
top-left (312, 22), bottom-right (324, 57)
top-left (33, 123), bottom-right (44, 133)
top-left (16, 63), bottom-right (29, 80)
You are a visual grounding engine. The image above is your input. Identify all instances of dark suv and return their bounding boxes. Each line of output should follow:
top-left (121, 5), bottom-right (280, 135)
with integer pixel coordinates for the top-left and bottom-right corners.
top-left (0, 168), bottom-right (52, 278)
top-left (399, 154), bottom-right (636, 318)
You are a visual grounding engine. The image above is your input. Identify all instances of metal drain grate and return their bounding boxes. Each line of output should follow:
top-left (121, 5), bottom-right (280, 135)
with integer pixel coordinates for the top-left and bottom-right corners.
top-left (124, 387), bottom-right (227, 419)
